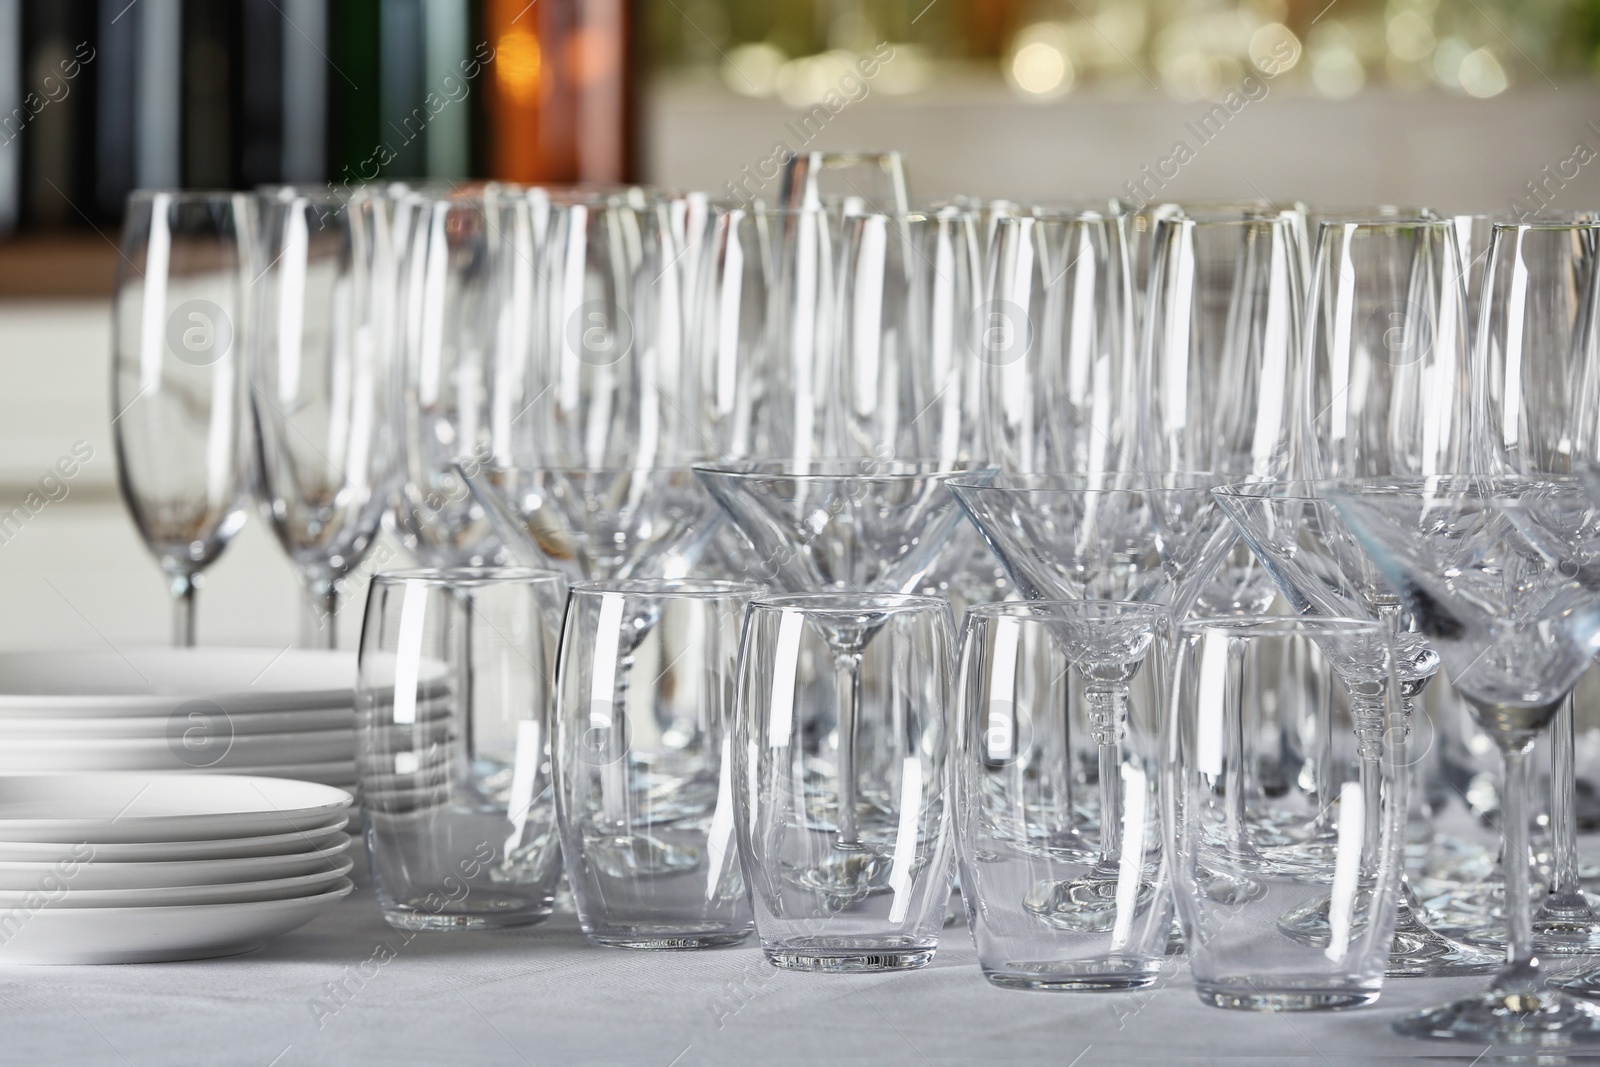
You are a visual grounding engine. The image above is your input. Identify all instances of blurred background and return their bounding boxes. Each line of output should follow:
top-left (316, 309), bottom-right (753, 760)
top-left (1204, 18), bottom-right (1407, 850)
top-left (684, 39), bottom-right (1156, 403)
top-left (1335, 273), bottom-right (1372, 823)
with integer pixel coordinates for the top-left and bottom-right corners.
top-left (0, 0), bottom-right (1594, 650)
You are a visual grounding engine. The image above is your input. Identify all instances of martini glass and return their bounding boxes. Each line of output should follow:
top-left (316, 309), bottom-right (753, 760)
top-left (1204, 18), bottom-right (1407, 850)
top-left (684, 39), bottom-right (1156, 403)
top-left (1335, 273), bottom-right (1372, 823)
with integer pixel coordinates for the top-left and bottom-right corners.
top-left (1327, 476), bottom-right (1600, 1045)
top-left (1022, 600), bottom-right (1168, 932)
top-left (1214, 480), bottom-right (1498, 976)
top-left (694, 459), bottom-right (984, 893)
top-left (950, 472), bottom-right (1268, 910)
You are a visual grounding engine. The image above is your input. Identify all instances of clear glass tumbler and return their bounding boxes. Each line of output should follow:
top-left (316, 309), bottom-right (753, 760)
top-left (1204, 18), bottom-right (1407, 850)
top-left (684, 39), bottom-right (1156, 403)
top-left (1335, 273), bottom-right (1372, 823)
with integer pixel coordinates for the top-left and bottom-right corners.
top-left (1166, 616), bottom-right (1407, 1011)
top-left (734, 592), bottom-right (956, 972)
top-left (357, 567), bottom-right (568, 930)
top-left (954, 600), bottom-right (1174, 990)
top-left (554, 579), bottom-right (759, 949)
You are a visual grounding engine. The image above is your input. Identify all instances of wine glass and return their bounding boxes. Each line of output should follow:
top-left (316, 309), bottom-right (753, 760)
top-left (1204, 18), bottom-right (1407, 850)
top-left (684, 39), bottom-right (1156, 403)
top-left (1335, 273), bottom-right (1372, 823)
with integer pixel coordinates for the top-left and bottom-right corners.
top-left (251, 188), bottom-right (399, 647)
top-left (981, 208), bottom-right (1137, 475)
top-left (1139, 212), bottom-right (1302, 478)
top-left (1474, 218), bottom-right (1600, 956)
top-left (1328, 476), bottom-right (1600, 1044)
top-left (112, 191), bottom-right (255, 646)
top-left (778, 150), bottom-right (908, 216)
top-left (392, 189), bottom-right (543, 566)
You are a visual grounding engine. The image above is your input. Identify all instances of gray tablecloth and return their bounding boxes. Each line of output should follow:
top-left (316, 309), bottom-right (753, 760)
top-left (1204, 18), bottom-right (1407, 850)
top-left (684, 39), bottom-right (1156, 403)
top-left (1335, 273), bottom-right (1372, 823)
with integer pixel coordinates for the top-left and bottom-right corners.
top-left (0, 858), bottom-right (1528, 1066)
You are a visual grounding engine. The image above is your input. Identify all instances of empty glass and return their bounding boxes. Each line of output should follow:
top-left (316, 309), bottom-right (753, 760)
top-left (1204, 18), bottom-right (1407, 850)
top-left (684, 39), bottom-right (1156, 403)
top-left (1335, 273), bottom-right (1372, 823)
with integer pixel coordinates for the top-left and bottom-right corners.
top-left (1166, 617), bottom-right (1407, 1011)
top-left (734, 593), bottom-right (955, 971)
top-left (955, 601), bottom-right (1173, 991)
top-left (357, 566), bottom-right (568, 930)
top-left (112, 190), bottom-right (255, 645)
top-left (252, 189), bottom-right (399, 647)
top-left (554, 579), bottom-right (758, 949)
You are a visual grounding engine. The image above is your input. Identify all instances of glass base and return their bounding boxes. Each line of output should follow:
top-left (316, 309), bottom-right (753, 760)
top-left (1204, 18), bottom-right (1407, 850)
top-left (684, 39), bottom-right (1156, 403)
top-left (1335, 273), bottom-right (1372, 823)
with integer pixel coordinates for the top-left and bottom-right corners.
top-left (588, 929), bottom-right (750, 950)
top-left (1391, 989), bottom-right (1600, 1044)
top-left (764, 937), bottom-right (935, 973)
top-left (1276, 890), bottom-right (1499, 977)
top-left (1023, 869), bottom-right (1156, 933)
top-left (383, 903), bottom-right (553, 931)
top-left (1195, 980), bottom-right (1379, 1012)
top-left (1532, 892), bottom-right (1600, 956)
top-left (985, 960), bottom-right (1159, 991)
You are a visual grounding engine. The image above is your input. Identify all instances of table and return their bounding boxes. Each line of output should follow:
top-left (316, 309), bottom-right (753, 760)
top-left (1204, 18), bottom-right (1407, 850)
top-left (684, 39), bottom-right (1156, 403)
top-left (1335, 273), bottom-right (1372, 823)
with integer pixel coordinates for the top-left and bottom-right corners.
top-left (0, 853), bottom-right (1530, 1067)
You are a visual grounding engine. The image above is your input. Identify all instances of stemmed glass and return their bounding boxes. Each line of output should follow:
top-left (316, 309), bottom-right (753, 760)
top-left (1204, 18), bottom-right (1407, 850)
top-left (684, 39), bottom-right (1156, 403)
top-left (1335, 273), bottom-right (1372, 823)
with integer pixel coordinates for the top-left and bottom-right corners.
top-left (1214, 480), bottom-right (1497, 975)
top-left (1023, 601), bottom-right (1168, 930)
top-left (694, 459), bottom-right (981, 880)
top-left (981, 207), bottom-right (1136, 475)
top-left (1474, 219), bottom-right (1600, 956)
top-left (251, 189), bottom-right (398, 647)
top-left (1328, 476), bottom-right (1600, 1044)
top-left (1139, 212), bottom-right (1301, 478)
top-left (112, 191), bottom-right (255, 646)
top-left (391, 190), bottom-right (539, 566)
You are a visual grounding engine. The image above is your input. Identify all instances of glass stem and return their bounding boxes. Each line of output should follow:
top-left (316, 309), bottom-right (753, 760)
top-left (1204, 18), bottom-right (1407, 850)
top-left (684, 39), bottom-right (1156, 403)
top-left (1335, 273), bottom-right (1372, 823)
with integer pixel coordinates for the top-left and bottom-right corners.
top-left (171, 573), bottom-right (197, 647)
top-left (1087, 683), bottom-right (1128, 868)
top-left (1497, 737), bottom-right (1539, 992)
top-left (1350, 691), bottom-right (1388, 877)
top-left (1547, 695), bottom-right (1583, 902)
top-left (299, 579), bottom-right (339, 650)
top-left (834, 651), bottom-right (862, 849)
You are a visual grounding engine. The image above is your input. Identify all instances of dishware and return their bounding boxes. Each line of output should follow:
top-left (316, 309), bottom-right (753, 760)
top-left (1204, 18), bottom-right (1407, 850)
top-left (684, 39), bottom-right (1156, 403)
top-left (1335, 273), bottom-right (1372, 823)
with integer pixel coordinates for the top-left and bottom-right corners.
top-left (955, 601), bottom-right (1173, 990)
top-left (1327, 476), bottom-right (1600, 1042)
top-left (0, 839), bottom-right (353, 891)
top-left (0, 773), bottom-right (353, 843)
top-left (0, 880), bottom-right (354, 964)
top-left (251, 188), bottom-right (399, 647)
top-left (0, 818), bottom-right (349, 862)
top-left (357, 566), bottom-right (568, 930)
top-left (112, 190), bottom-right (255, 645)
top-left (1166, 616), bottom-right (1407, 1011)
top-left (554, 579), bottom-right (757, 948)
top-left (734, 593), bottom-right (955, 971)
top-left (0, 857), bottom-right (354, 908)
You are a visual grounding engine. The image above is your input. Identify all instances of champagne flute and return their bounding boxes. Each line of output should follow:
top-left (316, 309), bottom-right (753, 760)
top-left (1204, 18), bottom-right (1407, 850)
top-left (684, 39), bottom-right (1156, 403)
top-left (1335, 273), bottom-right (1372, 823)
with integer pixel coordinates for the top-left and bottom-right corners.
top-left (112, 191), bottom-right (255, 646)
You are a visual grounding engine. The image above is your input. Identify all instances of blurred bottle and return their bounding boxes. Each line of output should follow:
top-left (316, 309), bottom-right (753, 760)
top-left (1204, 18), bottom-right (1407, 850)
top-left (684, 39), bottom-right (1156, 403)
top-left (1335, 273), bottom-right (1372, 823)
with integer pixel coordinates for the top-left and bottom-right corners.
top-left (483, 0), bottom-right (635, 184)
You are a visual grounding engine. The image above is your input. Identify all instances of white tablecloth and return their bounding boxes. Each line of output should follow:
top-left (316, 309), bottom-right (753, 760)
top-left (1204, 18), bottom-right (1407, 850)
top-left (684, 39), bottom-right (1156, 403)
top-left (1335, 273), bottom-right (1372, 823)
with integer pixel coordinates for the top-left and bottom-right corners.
top-left (0, 851), bottom-right (1525, 1067)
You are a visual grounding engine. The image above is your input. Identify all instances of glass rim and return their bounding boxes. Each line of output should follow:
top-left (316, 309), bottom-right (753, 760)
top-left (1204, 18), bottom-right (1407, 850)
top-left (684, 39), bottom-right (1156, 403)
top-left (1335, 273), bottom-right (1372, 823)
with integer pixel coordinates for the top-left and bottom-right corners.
top-left (569, 578), bottom-right (764, 600)
top-left (992, 206), bottom-right (1124, 226)
top-left (372, 566), bottom-right (568, 587)
top-left (1313, 215), bottom-right (1448, 234)
top-left (463, 461), bottom-right (706, 477)
top-left (1211, 478), bottom-right (1324, 502)
top-left (965, 599), bottom-right (1171, 622)
top-left (1177, 615), bottom-right (1384, 638)
top-left (1314, 474), bottom-right (1583, 494)
top-left (126, 189), bottom-right (248, 205)
top-left (1154, 211), bottom-right (1301, 229)
top-left (749, 591), bottom-right (948, 615)
top-left (946, 470), bottom-right (1218, 493)
top-left (1489, 218), bottom-right (1600, 233)
top-left (694, 459), bottom-right (990, 482)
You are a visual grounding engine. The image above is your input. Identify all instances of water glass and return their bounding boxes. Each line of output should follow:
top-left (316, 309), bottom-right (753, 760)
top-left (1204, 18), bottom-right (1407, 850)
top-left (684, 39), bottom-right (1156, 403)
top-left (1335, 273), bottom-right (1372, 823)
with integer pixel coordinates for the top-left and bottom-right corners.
top-left (1166, 617), bottom-right (1406, 1011)
top-left (955, 601), bottom-right (1173, 990)
top-left (357, 567), bottom-right (568, 930)
top-left (734, 593), bottom-right (955, 972)
top-left (554, 579), bottom-right (759, 949)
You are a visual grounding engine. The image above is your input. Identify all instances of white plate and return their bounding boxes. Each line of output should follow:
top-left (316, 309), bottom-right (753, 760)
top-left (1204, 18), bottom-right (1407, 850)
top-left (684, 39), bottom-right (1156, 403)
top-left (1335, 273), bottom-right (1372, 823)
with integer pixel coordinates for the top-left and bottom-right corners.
top-left (0, 731), bottom-right (355, 772)
top-left (0, 857), bottom-right (354, 908)
top-left (0, 707), bottom-right (355, 737)
top-left (0, 818), bottom-right (350, 862)
top-left (0, 650), bottom-right (447, 716)
top-left (0, 878), bottom-right (354, 964)
top-left (0, 837), bottom-right (352, 890)
top-left (205, 761), bottom-right (356, 787)
top-left (0, 774), bottom-right (353, 842)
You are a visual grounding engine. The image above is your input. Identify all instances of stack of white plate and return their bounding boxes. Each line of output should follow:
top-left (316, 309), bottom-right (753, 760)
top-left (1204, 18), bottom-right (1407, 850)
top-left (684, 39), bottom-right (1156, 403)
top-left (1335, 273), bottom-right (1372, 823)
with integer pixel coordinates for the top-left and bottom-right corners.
top-left (0, 649), bottom-right (371, 787)
top-left (0, 773), bottom-right (354, 963)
